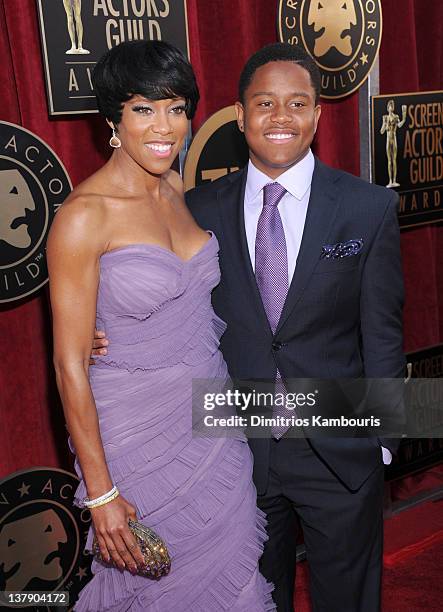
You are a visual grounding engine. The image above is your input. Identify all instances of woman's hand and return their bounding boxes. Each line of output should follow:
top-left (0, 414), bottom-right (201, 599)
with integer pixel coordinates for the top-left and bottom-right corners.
top-left (91, 495), bottom-right (145, 572)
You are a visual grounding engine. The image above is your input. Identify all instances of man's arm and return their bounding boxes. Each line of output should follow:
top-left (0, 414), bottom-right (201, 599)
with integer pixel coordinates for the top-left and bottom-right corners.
top-left (360, 191), bottom-right (406, 451)
top-left (360, 192), bottom-right (404, 376)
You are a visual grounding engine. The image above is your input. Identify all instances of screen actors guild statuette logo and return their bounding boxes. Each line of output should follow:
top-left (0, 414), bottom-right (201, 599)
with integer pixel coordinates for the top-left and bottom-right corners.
top-left (0, 468), bottom-right (92, 610)
top-left (0, 122), bottom-right (72, 304)
top-left (371, 91), bottom-right (443, 229)
top-left (278, 0), bottom-right (382, 99)
top-left (63, 0), bottom-right (90, 55)
top-left (380, 100), bottom-right (407, 188)
top-left (37, 0), bottom-right (189, 114)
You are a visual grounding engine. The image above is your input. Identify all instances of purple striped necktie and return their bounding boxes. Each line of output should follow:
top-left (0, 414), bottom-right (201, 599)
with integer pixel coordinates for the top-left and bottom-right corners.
top-left (255, 182), bottom-right (290, 439)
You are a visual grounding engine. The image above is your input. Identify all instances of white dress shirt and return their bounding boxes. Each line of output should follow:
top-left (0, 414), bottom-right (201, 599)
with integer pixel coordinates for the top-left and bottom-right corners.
top-left (244, 150), bottom-right (314, 283)
top-left (243, 149), bottom-right (392, 465)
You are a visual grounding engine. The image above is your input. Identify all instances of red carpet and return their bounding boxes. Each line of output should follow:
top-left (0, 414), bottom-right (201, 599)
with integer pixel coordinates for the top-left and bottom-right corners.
top-left (390, 465), bottom-right (443, 503)
top-left (294, 498), bottom-right (443, 611)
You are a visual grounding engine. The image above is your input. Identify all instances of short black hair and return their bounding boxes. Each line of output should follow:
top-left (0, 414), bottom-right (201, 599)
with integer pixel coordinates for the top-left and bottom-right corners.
top-left (238, 43), bottom-right (321, 104)
top-left (92, 40), bottom-right (199, 124)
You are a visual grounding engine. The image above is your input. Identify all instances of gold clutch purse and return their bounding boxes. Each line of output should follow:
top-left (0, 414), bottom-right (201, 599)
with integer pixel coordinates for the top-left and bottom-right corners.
top-left (92, 519), bottom-right (171, 578)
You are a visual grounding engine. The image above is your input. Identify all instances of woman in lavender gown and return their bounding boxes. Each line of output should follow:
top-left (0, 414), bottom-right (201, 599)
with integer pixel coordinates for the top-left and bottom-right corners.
top-left (47, 41), bottom-right (274, 611)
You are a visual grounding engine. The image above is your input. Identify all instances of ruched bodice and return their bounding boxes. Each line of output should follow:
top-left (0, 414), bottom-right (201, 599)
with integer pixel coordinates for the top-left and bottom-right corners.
top-left (94, 233), bottom-right (227, 371)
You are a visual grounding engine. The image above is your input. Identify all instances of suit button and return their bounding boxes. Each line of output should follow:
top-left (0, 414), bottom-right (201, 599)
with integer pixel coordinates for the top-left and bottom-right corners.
top-left (272, 341), bottom-right (283, 351)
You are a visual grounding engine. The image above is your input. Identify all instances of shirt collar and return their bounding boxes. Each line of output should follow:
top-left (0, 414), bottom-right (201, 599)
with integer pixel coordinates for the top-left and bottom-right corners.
top-left (245, 149), bottom-right (315, 206)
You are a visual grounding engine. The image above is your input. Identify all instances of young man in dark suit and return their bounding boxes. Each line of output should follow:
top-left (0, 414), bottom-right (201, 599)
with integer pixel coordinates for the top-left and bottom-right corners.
top-left (185, 44), bottom-right (404, 611)
top-left (94, 44), bottom-right (404, 611)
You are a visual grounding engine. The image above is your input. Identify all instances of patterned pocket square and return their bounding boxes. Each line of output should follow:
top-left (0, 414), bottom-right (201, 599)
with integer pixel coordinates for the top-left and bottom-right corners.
top-left (320, 238), bottom-right (363, 259)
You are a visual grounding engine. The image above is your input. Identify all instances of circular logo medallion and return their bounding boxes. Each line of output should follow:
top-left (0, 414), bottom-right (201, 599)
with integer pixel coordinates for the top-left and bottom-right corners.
top-left (278, 0), bottom-right (382, 99)
top-left (184, 106), bottom-right (249, 191)
top-left (0, 467), bottom-right (92, 610)
top-left (0, 122), bottom-right (72, 303)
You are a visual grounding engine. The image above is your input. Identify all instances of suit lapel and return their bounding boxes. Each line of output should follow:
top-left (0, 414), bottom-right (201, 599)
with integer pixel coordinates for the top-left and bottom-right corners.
top-left (276, 159), bottom-right (341, 334)
top-left (217, 168), bottom-right (273, 337)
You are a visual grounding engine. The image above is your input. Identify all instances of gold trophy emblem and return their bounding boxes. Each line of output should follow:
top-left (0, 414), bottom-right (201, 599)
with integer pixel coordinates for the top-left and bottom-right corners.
top-left (63, 0), bottom-right (90, 55)
top-left (279, 0), bottom-right (382, 99)
top-left (380, 100), bottom-right (407, 188)
top-left (308, 0), bottom-right (357, 59)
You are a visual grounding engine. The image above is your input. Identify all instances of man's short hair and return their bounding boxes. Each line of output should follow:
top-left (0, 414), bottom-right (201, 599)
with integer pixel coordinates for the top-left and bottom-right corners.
top-left (238, 43), bottom-right (321, 104)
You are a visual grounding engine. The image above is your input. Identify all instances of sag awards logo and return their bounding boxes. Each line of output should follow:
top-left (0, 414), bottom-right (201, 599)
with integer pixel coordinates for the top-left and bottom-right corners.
top-left (278, 0), bottom-right (382, 99)
top-left (380, 99), bottom-right (407, 189)
top-left (372, 91), bottom-right (443, 229)
top-left (62, 0), bottom-right (90, 55)
top-left (183, 106), bottom-right (249, 191)
top-left (0, 122), bottom-right (71, 304)
top-left (37, 0), bottom-right (189, 114)
top-left (0, 468), bottom-right (92, 610)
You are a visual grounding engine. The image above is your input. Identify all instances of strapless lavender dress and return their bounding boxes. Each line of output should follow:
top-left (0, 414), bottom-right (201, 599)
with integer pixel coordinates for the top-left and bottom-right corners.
top-left (70, 233), bottom-right (275, 611)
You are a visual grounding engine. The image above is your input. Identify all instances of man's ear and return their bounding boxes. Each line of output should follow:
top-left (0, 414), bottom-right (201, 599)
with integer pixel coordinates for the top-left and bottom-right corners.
top-left (234, 101), bottom-right (245, 132)
top-left (313, 104), bottom-right (322, 135)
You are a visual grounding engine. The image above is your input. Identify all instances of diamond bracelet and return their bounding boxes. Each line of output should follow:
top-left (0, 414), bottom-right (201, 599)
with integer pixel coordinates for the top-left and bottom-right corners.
top-left (83, 485), bottom-right (118, 508)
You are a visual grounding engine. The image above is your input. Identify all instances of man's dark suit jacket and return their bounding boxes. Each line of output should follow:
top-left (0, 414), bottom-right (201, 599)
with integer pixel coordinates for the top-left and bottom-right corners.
top-left (186, 158), bottom-right (405, 494)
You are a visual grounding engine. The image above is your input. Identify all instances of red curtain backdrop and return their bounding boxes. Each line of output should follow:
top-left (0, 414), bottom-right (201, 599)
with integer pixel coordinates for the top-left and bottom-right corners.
top-left (1, 0), bottom-right (442, 477)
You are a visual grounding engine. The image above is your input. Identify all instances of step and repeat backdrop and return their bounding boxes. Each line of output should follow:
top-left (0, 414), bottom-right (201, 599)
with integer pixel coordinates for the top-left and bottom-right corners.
top-left (1, 1), bottom-right (442, 606)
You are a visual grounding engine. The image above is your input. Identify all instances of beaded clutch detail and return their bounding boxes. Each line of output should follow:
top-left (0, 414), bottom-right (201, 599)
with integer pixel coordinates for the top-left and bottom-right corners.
top-left (92, 519), bottom-right (171, 578)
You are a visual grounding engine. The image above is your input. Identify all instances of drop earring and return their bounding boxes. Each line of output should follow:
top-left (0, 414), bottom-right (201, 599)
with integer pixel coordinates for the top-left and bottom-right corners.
top-left (109, 127), bottom-right (121, 149)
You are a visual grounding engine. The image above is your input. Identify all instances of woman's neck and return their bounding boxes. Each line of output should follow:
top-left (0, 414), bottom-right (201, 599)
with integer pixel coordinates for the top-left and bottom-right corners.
top-left (105, 149), bottom-right (164, 197)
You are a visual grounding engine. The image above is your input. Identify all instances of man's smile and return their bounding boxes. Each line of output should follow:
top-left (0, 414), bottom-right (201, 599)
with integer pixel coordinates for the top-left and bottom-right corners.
top-left (264, 131), bottom-right (297, 142)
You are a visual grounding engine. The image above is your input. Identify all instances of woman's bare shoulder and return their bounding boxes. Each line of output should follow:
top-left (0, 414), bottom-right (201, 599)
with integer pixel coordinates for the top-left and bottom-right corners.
top-left (48, 174), bottom-right (110, 254)
top-left (64, 168), bottom-right (113, 208)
